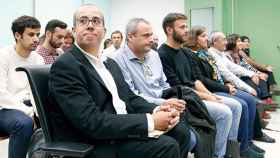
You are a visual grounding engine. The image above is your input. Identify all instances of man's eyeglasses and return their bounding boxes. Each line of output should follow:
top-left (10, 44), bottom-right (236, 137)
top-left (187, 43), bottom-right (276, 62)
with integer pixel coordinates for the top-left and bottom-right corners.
top-left (77, 16), bottom-right (103, 27)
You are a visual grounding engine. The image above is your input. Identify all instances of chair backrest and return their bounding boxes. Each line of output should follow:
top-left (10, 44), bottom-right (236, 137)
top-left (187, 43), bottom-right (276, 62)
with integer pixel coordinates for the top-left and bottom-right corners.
top-left (16, 65), bottom-right (52, 142)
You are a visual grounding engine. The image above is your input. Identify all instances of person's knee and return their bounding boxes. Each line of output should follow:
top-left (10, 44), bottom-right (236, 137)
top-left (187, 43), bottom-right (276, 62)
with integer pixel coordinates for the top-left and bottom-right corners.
top-left (11, 115), bottom-right (33, 134)
top-left (222, 106), bottom-right (232, 123)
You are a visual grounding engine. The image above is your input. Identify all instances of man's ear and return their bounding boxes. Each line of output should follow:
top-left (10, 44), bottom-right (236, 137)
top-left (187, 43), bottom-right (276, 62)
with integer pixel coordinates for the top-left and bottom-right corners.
top-left (14, 32), bottom-right (22, 41)
top-left (166, 26), bottom-right (173, 35)
top-left (46, 30), bottom-right (52, 39)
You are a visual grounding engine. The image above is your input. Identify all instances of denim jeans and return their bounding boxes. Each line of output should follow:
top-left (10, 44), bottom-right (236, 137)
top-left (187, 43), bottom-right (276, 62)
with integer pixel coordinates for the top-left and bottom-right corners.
top-left (214, 93), bottom-right (242, 140)
top-left (189, 129), bottom-right (197, 152)
top-left (203, 100), bottom-right (233, 158)
top-left (0, 109), bottom-right (33, 158)
top-left (217, 90), bottom-right (257, 152)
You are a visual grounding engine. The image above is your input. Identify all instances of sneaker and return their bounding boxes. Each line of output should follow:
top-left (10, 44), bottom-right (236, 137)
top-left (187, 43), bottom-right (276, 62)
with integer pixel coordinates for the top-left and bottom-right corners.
top-left (254, 133), bottom-right (276, 143)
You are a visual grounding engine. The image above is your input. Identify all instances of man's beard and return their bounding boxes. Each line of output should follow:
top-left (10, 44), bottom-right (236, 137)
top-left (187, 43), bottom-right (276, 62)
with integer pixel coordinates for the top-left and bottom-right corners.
top-left (49, 35), bottom-right (61, 49)
top-left (172, 31), bottom-right (185, 44)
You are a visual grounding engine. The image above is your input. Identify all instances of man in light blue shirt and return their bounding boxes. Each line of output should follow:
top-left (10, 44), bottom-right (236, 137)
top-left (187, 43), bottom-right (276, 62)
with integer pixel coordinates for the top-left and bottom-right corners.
top-left (112, 18), bottom-right (199, 152)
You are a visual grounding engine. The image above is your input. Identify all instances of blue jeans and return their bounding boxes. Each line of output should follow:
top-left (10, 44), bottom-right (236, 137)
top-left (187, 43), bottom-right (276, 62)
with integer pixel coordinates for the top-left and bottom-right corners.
top-left (217, 90), bottom-right (256, 152)
top-left (203, 100), bottom-right (232, 158)
top-left (189, 129), bottom-right (197, 152)
top-left (214, 93), bottom-right (242, 140)
top-left (0, 109), bottom-right (33, 158)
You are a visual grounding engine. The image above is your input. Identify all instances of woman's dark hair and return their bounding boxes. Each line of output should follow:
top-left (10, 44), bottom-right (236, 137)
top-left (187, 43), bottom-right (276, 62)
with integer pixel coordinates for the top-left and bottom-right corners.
top-left (226, 34), bottom-right (240, 51)
top-left (103, 38), bottom-right (112, 49)
top-left (240, 35), bottom-right (250, 42)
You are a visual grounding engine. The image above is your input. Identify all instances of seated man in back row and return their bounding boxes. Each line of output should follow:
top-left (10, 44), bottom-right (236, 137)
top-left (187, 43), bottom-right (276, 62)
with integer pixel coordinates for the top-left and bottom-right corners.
top-left (0, 15), bottom-right (44, 158)
top-left (48, 4), bottom-right (192, 158)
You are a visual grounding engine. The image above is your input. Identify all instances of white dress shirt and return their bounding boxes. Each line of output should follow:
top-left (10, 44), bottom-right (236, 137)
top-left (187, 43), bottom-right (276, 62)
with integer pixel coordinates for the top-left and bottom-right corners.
top-left (208, 47), bottom-right (255, 93)
top-left (0, 46), bottom-right (44, 116)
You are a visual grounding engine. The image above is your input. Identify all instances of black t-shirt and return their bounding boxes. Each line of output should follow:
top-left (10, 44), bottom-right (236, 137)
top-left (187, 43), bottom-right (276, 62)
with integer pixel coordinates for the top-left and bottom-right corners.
top-left (158, 43), bottom-right (195, 88)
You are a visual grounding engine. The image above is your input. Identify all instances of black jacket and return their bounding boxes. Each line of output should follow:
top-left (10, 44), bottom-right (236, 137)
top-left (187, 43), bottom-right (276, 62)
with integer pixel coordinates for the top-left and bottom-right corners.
top-left (48, 45), bottom-right (158, 144)
top-left (188, 50), bottom-right (230, 93)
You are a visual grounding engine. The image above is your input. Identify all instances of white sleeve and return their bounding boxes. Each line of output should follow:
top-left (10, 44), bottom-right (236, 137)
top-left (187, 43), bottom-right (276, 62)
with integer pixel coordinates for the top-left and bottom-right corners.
top-left (209, 51), bottom-right (255, 93)
top-left (225, 56), bottom-right (256, 77)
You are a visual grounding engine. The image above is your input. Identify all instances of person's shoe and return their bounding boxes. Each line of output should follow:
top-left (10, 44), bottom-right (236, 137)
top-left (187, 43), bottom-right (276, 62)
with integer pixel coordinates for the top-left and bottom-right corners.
top-left (240, 147), bottom-right (264, 158)
top-left (250, 143), bottom-right (265, 153)
top-left (254, 133), bottom-right (276, 143)
top-left (262, 98), bottom-right (278, 106)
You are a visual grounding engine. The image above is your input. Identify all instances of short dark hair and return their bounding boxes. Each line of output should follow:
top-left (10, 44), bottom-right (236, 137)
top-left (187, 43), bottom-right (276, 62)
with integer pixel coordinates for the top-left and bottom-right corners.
top-left (45, 19), bottom-right (67, 34)
top-left (226, 34), bottom-right (240, 51)
top-left (11, 15), bottom-right (41, 39)
top-left (111, 30), bottom-right (123, 39)
top-left (162, 13), bottom-right (187, 34)
top-left (240, 35), bottom-right (250, 42)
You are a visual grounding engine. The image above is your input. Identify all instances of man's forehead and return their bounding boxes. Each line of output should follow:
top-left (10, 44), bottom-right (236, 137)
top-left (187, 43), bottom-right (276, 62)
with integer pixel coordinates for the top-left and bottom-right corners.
top-left (24, 27), bottom-right (40, 33)
top-left (76, 6), bottom-right (103, 18)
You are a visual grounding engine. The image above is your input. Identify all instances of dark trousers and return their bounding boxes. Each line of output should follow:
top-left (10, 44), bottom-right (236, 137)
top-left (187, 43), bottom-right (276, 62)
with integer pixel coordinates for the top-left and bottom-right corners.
top-left (233, 90), bottom-right (256, 152)
top-left (241, 77), bottom-right (270, 99)
top-left (265, 71), bottom-right (277, 86)
top-left (88, 121), bottom-right (190, 158)
top-left (0, 109), bottom-right (33, 158)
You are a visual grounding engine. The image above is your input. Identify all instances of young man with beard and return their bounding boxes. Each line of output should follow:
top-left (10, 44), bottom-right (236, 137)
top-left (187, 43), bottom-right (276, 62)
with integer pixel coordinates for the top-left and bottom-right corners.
top-left (36, 19), bottom-right (67, 64)
top-left (0, 15), bottom-right (43, 158)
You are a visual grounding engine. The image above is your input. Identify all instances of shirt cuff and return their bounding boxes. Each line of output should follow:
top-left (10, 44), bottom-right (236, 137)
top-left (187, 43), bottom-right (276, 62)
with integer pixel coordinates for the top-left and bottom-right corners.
top-left (146, 113), bottom-right (165, 138)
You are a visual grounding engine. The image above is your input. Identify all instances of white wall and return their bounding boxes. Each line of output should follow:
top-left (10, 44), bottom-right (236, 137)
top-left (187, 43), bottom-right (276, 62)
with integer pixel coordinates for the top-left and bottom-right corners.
top-left (0, 0), bottom-right (184, 47)
top-left (0, 0), bottom-right (33, 47)
top-left (35, 0), bottom-right (82, 32)
top-left (109, 0), bottom-right (185, 45)
top-left (0, 0), bottom-right (111, 47)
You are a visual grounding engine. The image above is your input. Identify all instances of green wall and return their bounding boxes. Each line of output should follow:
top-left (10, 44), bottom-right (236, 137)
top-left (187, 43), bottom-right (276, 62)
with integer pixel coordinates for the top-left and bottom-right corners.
top-left (224, 0), bottom-right (280, 102)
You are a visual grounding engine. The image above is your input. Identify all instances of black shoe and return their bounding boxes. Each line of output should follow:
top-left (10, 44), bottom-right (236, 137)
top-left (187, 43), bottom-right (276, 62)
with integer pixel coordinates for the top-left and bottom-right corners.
top-left (254, 133), bottom-right (276, 143)
top-left (250, 143), bottom-right (265, 153)
top-left (240, 147), bottom-right (264, 158)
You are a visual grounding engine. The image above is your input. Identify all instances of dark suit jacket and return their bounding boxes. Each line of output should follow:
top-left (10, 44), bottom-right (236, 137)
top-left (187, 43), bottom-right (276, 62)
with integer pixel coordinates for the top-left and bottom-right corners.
top-left (48, 45), bottom-right (158, 144)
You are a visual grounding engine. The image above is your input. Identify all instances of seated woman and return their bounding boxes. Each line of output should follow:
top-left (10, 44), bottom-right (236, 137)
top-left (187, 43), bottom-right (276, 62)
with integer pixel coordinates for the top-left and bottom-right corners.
top-left (241, 35), bottom-right (280, 96)
top-left (226, 34), bottom-right (277, 109)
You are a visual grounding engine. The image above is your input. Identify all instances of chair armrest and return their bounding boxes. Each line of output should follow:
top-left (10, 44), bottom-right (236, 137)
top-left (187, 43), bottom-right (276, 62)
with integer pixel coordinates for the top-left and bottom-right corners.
top-left (40, 142), bottom-right (94, 158)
